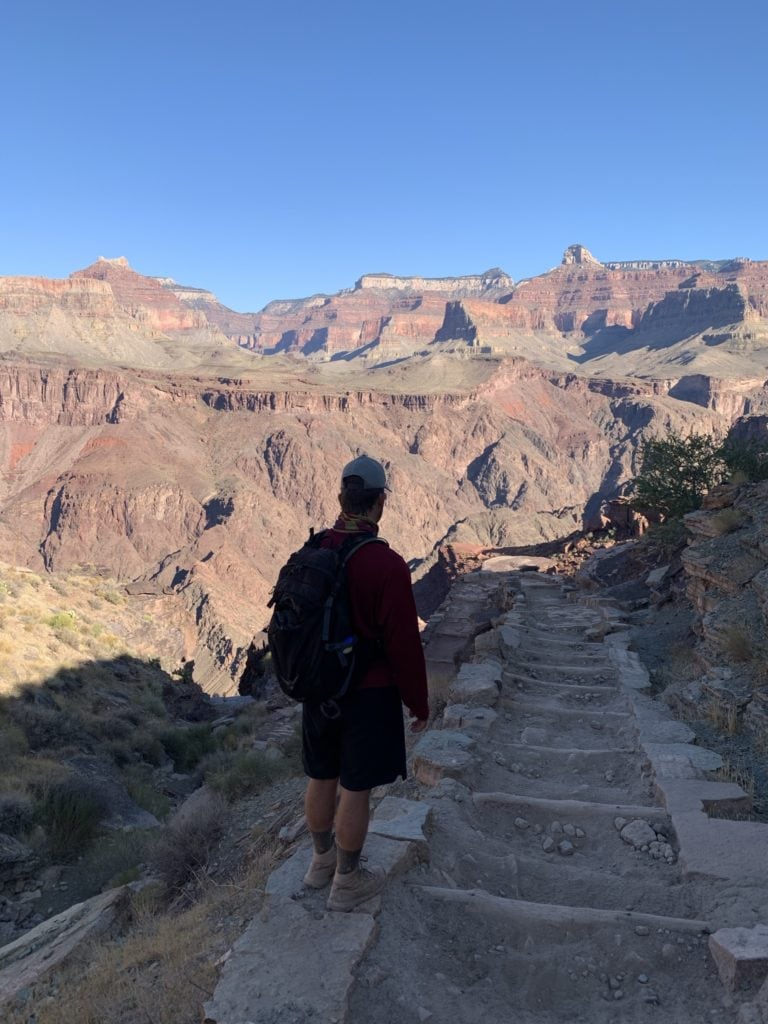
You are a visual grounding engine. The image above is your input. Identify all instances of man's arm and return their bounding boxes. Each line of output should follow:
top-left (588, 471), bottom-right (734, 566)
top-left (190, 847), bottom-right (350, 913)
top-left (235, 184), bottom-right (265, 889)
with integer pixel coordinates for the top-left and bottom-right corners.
top-left (374, 553), bottom-right (430, 723)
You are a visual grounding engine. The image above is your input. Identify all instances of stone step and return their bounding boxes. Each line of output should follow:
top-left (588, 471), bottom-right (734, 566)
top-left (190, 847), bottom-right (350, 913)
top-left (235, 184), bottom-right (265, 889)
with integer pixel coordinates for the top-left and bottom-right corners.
top-left (415, 885), bottom-right (710, 934)
top-left (473, 791), bottom-right (660, 819)
top-left (498, 698), bottom-right (632, 720)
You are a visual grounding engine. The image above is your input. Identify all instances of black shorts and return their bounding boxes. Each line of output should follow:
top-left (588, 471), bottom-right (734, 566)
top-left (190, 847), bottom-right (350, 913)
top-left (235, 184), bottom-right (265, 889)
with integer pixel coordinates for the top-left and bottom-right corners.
top-left (302, 686), bottom-right (407, 792)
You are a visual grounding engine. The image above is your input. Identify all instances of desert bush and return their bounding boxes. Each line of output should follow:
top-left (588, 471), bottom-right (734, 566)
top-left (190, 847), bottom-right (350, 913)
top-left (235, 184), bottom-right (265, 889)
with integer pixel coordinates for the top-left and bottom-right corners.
top-left (105, 740), bottom-right (135, 767)
top-left (122, 764), bottom-right (171, 820)
top-left (94, 714), bottom-right (133, 742)
top-left (720, 626), bottom-right (754, 663)
top-left (710, 508), bottom-right (745, 535)
top-left (37, 776), bottom-right (109, 860)
top-left (203, 748), bottom-right (285, 801)
top-left (9, 702), bottom-right (89, 751)
top-left (159, 724), bottom-right (216, 772)
top-left (138, 690), bottom-right (167, 718)
top-left (150, 789), bottom-right (227, 894)
top-left (51, 625), bottom-right (81, 648)
top-left (0, 712), bottom-right (29, 763)
top-left (45, 610), bottom-right (78, 629)
top-left (0, 792), bottom-right (35, 836)
top-left (131, 731), bottom-right (166, 766)
top-left (223, 702), bottom-right (268, 743)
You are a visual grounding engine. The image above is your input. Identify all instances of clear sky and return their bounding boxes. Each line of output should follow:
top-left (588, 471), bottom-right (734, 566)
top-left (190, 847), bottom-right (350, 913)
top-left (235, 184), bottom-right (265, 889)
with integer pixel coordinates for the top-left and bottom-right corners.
top-left (2, 1), bottom-right (766, 311)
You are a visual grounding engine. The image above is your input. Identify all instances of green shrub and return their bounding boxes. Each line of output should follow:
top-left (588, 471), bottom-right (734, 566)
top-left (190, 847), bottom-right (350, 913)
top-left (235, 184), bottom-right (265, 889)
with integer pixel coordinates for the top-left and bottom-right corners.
top-left (203, 748), bottom-right (285, 802)
top-left (38, 777), bottom-right (108, 860)
top-left (46, 610), bottom-right (78, 629)
top-left (122, 765), bottom-right (171, 820)
top-left (96, 715), bottom-right (133, 742)
top-left (630, 432), bottom-right (725, 518)
top-left (10, 703), bottom-right (89, 751)
top-left (131, 732), bottom-right (166, 766)
top-left (159, 724), bottom-right (216, 772)
top-left (138, 691), bottom-right (167, 718)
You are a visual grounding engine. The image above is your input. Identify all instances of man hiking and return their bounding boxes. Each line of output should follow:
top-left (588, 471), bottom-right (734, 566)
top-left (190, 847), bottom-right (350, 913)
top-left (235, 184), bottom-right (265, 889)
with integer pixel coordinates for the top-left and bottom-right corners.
top-left (302, 454), bottom-right (429, 911)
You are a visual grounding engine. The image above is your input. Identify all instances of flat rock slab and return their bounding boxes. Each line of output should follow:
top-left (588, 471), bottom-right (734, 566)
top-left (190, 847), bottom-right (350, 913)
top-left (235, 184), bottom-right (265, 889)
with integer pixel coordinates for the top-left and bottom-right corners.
top-left (203, 896), bottom-right (377, 1024)
top-left (656, 779), bottom-right (750, 816)
top-left (631, 696), bottom-right (697, 744)
top-left (675, 813), bottom-right (768, 882)
top-left (643, 741), bottom-right (723, 775)
top-left (369, 797), bottom-right (432, 853)
top-left (266, 834), bottom-right (417, 903)
top-left (448, 662), bottom-right (501, 707)
top-left (710, 925), bottom-right (768, 991)
top-left (413, 731), bottom-right (475, 787)
top-left (442, 704), bottom-right (498, 734)
top-left (0, 887), bottom-right (127, 1008)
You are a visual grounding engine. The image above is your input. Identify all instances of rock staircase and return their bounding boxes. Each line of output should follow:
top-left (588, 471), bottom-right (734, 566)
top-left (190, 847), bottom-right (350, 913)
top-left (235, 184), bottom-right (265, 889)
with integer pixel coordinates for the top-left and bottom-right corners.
top-left (204, 570), bottom-right (768, 1024)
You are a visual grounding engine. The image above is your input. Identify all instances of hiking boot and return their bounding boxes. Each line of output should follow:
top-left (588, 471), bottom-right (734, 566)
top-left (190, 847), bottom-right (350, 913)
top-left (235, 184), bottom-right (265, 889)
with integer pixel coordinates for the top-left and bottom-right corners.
top-left (303, 843), bottom-right (337, 888)
top-left (327, 864), bottom-right (386, 912)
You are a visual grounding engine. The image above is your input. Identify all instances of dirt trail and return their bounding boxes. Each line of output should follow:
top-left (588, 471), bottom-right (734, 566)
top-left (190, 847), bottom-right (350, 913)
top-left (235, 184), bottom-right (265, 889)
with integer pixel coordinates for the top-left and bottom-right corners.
top-left (206, 571), bottom-right (767, 1023)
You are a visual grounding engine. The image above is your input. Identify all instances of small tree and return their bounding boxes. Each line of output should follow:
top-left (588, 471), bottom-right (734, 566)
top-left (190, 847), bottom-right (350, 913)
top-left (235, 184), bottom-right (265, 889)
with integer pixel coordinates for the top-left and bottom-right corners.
top-left (631, 432), bottom-right (725, 518)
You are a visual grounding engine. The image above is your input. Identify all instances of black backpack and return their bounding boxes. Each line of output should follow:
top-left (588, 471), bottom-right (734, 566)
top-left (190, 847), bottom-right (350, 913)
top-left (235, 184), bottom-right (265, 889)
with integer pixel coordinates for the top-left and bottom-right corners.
top-left (267, 530), bottom-right (388, 707)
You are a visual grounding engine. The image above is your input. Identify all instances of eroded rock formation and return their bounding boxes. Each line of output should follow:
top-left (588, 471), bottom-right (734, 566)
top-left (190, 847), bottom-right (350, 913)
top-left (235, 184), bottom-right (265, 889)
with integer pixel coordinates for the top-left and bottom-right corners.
top-left (1, 248), bottom-right (768, 690)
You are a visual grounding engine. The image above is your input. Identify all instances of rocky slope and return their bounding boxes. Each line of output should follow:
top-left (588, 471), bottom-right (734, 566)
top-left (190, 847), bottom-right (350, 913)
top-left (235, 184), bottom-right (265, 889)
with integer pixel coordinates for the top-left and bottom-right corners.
top-left (679, 480), bottom-right (768, 738)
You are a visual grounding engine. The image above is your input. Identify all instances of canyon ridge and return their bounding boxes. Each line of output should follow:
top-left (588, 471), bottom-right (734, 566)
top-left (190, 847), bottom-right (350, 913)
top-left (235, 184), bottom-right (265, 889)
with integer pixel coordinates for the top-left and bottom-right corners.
top-left (1, 244), bottom-right (767, 691)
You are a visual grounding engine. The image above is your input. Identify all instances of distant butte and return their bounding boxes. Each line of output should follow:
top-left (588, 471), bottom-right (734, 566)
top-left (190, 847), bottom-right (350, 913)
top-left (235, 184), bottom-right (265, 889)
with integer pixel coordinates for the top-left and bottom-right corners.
top-left (1, 245), bottom-right (767, 375)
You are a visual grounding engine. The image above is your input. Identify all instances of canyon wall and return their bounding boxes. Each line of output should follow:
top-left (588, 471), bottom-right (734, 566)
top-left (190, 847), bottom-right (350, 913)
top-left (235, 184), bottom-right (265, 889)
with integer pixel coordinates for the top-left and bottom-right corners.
top-left (0, 356), bottom-right (765, 692)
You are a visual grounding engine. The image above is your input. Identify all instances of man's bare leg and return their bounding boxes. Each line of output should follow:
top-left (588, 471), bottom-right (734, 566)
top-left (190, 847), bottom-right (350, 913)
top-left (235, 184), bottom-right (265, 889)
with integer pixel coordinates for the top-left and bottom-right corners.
top-left (305, 777), bottom-right (338, 851)
top-left (327, 785), bottom-right (385, 910)
top-left (302, 777), bottom-right (340, 888)
top-left (334, 786), bottom-right (370, 871)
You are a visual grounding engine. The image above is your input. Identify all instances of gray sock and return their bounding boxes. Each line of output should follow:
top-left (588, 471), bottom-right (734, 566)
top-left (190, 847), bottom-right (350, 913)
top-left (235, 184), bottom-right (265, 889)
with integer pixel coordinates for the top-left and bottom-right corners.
top-left (337, 847), bottom-right (362, 874)
top-left (310, 829), bottom-right (334, 855)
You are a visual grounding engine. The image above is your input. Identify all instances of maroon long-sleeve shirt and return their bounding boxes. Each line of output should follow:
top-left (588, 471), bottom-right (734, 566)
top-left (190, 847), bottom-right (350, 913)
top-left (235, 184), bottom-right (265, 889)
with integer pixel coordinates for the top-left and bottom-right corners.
top-left (322, 526), bottom-right (429, 721)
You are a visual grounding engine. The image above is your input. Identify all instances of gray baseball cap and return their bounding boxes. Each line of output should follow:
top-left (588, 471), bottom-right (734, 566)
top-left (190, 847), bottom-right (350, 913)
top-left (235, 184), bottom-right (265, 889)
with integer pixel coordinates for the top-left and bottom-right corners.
top-left (341, 455), bottom-right (390, 490)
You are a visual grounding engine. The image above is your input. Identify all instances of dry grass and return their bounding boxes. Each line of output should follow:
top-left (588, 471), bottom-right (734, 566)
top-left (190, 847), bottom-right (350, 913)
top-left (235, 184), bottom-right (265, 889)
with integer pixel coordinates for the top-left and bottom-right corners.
top-left (709, 508), bottom-right (746, 535)
top-left (720, 626), bottom-right (755, 663)
top-left (715, 756), bottom-right (756, 798)
top-left (150, 789), bottom-right (228, 896)
top-left (705, 697), bottom-right (741, 736)
top-left (6, 846), bottom-right (280, 1024)
top-left (0, 562), bottom-right (177, 698)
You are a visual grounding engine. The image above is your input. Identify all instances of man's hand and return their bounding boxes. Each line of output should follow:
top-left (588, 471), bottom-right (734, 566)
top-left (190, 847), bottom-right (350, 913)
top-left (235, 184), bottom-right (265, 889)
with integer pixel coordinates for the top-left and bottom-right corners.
top-left (410, 717), bottom-right (428, 734)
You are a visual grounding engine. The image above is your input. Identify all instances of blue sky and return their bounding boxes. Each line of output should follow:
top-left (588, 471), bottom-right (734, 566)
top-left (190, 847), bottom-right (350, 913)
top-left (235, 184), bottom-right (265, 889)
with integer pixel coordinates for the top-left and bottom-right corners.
top-left (2, 1), bottom-right (766, 311)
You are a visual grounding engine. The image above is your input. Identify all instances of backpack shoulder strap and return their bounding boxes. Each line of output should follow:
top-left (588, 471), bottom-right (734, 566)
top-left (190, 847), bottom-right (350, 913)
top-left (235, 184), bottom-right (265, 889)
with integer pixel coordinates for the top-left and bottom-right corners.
top-left (337, 535), bottom-right (388, 570)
